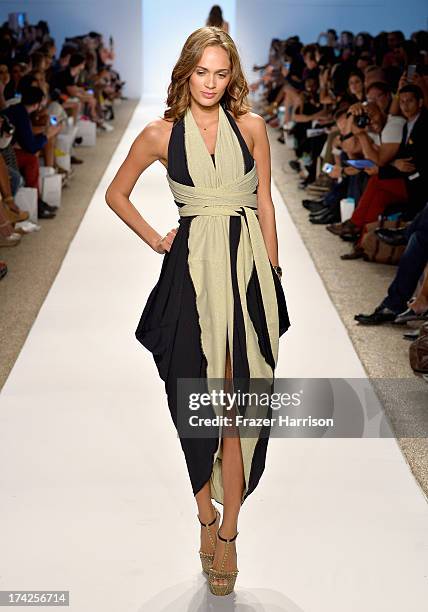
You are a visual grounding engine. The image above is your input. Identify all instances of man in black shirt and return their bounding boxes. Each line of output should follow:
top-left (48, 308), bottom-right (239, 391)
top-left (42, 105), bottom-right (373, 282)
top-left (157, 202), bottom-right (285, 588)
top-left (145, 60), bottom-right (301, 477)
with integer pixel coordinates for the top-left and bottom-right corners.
top-left (51, 64), bottom-right (77, 95)
top-left (51, 52), bottom-right (100, 125)
top-left (50, 51), bottom-right (84, 96)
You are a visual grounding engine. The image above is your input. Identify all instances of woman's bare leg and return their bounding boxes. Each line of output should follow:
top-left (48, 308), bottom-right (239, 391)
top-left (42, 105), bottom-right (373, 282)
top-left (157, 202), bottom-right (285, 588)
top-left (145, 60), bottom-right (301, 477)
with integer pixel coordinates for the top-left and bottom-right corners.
top-left (195, 359), bottom-right (221, 559)
top-left (195, 480), bottom-right (219, 559)
top-left (42, 137), bottom-right (55, 167)
top-left (63, 100), bottom-right (80, 124)
top-left (211, 341), bottom-right (244, 586)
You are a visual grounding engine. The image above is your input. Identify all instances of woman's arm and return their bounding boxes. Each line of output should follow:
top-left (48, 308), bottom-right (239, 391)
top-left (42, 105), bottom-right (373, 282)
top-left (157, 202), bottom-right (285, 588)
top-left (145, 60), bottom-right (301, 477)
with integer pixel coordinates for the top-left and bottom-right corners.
top-left (105, 120), bottom-right (177, 253)
top-left (347, 104), bottom-right (401, 165)
top-left (356, 131), bottom-right (399, 166)
top-left (250, 113), bottom-right (279, 267)
top-left (293, 108), bottom-right (326, 122)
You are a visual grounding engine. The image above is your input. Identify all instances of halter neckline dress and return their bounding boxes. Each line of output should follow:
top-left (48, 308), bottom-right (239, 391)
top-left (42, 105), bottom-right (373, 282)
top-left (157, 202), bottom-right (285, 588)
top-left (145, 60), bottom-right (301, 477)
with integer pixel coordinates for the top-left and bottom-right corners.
top-left (136, 101), bottom-right (290, 505)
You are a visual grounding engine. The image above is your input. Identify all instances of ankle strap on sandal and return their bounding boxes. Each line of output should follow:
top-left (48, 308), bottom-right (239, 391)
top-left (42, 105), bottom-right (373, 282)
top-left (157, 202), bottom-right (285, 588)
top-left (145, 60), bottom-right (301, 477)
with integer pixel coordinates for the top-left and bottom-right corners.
top-left (197, 506), bottom-right (218, 527)
top-left (217, 529), bottom-right (238, 543)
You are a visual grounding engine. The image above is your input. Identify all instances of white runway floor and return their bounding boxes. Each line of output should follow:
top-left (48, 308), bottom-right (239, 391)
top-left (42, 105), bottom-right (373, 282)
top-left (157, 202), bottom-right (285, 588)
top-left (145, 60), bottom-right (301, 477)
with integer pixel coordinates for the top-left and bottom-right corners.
top-left (1, 101), bottom-right (427, 611)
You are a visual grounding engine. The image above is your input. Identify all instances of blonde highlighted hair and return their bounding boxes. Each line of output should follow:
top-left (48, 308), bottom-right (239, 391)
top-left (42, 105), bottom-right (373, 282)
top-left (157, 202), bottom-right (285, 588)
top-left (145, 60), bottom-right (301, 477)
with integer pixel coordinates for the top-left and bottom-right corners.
top-left (164, 26), bottom-right (251, 123)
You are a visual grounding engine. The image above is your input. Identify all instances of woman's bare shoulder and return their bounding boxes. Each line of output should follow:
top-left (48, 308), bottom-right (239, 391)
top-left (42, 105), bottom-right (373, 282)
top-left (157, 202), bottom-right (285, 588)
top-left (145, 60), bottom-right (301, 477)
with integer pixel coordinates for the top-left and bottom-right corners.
top-left (136, 116), bottom-right (173, 145)
top-left (235, 111), bottom-right (266, 141)
top-left (131, 116), bottom-right (174, 160)
top-left (242, 111), bottom-right (266, 128)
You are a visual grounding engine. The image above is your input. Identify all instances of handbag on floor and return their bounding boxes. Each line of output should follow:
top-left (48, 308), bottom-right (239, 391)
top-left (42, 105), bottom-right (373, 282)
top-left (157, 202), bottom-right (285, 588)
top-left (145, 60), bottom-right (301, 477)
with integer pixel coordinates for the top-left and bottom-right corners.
top-left (360, 217), bottom-right (409, 265)
top-left (409, 322), bottom-right (428, 375)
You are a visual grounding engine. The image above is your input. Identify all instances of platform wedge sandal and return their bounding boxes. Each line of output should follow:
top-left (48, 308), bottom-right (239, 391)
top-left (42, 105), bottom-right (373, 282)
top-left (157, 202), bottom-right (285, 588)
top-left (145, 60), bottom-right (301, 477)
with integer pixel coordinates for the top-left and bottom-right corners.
top-left (208, 528), bottom-right (239, 596)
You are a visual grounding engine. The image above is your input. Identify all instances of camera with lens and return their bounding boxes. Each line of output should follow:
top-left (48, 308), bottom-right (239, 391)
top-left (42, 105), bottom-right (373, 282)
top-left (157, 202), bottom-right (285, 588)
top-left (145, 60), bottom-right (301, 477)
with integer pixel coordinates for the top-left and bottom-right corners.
top-left (346, 109), bottom-right (370, 129)
top-left (355, 113), bottom-right (370, 129)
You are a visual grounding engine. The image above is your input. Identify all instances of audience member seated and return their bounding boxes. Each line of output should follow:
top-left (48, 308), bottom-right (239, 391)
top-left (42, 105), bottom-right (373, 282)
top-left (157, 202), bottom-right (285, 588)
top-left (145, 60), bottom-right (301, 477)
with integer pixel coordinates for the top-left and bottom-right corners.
top-left (0, 17), bottom-right (125, 281)
top-left (2, 85), bottom-right (62, 218)
top-left (249, 25), bottom-right (428, 357)
top-left (354, 202), bottom-right (428, 324)
top-left (325, 99), bottom-right (406, 235)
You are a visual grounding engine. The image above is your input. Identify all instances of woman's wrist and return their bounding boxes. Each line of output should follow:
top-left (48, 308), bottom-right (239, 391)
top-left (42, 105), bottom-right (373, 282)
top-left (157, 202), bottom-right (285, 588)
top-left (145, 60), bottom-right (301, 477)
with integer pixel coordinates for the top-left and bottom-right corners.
top-left (149, 232), bottom-right (163, 251)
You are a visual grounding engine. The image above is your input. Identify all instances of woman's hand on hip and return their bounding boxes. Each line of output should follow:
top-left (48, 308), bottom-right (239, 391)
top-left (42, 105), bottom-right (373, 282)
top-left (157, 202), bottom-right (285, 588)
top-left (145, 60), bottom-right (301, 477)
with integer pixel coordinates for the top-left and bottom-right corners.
top-left (153, 227), bottom-right (178, 254)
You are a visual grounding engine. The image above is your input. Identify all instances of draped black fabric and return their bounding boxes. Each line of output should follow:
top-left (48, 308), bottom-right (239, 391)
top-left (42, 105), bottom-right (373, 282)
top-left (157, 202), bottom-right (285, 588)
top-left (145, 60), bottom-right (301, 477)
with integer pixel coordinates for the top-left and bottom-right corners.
top-left (135, 108), bottom-right (290, 504)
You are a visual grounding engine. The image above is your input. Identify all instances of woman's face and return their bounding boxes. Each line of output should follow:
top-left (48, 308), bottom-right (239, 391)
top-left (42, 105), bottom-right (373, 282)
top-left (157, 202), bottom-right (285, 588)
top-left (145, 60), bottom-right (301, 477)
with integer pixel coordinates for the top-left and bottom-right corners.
top-left (348, 75), bottom-right (363, 95)
top-left (189, 45), bottom-right (231, 108)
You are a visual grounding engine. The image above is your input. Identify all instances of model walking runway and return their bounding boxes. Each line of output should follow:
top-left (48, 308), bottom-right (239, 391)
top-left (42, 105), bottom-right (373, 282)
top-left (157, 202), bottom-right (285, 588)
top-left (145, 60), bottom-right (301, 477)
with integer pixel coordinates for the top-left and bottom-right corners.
top-left (135, 101), bottom-right (290, 506)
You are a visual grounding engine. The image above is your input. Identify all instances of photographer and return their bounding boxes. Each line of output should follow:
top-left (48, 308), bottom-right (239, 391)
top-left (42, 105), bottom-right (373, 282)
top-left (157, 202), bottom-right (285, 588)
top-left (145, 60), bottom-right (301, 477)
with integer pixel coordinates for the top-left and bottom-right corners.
top-left (345, 98), bottom-right (405, 166)
top-left (326, 99), bottom-right (408, 237)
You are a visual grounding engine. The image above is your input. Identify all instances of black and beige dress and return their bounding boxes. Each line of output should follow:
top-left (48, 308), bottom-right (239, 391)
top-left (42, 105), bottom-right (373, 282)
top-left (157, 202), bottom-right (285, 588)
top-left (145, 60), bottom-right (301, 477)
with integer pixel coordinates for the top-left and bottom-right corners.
top-left (136, 100), bottom-right (290, 505)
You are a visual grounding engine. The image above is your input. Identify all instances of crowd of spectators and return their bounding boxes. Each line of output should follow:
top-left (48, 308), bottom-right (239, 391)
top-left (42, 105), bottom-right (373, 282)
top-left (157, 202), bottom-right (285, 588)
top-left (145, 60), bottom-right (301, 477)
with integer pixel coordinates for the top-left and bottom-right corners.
top-left (0, 18), bottom-right (125, 281)
top-left (250, 28), bottom-right (428, 357)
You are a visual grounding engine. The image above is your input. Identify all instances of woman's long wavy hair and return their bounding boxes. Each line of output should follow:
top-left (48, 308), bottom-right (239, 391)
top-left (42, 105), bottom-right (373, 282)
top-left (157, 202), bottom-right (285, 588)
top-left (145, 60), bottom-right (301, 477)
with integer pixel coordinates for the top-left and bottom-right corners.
top-left (163, 27), bottom-right (251, 123)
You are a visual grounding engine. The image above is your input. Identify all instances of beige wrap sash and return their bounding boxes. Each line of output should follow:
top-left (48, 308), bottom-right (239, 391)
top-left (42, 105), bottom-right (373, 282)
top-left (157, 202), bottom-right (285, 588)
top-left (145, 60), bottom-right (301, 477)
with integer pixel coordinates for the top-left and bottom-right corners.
top-left (167, 104), bottom-right (279, 368)
top-left (166, 103), bottom-right (279, 503)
